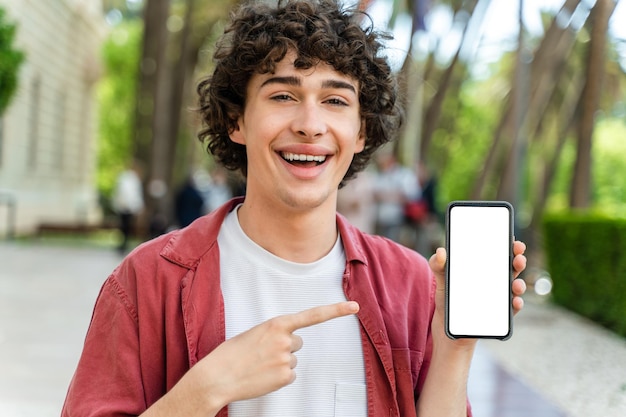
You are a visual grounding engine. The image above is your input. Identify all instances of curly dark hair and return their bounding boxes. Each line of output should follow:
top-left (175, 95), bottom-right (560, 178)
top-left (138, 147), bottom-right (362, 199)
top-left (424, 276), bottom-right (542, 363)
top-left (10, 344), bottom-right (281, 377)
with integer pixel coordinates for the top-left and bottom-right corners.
top-left (196, 0), bottom-right (403, 184)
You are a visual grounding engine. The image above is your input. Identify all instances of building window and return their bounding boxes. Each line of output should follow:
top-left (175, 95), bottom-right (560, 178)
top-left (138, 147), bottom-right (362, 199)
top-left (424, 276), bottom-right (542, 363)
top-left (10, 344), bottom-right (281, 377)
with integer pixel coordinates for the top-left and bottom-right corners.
top-left (54, 90), bottom-right (67, 171)
top-left (27, 77), bottom-right (41, 169)
top-left (78, 83), bottom-right (91, 179)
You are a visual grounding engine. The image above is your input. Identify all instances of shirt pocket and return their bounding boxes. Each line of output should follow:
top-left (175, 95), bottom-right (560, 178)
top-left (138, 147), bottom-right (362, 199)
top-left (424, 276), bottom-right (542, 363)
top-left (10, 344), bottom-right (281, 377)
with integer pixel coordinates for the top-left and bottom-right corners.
top-left (334, 382), bottom-right (367, 417)
top-left (392, 348), bottom-right (424, 413)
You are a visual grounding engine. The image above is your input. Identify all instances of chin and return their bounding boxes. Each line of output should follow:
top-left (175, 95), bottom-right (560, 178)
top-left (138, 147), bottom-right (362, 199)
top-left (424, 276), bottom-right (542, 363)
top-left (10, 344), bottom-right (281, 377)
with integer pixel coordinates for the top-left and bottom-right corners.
top-left (280, 189), bottom-right (332, 211)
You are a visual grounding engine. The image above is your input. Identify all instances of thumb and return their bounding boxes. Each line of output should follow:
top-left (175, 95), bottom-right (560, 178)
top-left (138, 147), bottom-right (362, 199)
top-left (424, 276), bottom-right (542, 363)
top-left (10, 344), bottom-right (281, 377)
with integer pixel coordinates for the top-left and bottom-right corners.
top-left (428, 247), bottom-right (447, 276)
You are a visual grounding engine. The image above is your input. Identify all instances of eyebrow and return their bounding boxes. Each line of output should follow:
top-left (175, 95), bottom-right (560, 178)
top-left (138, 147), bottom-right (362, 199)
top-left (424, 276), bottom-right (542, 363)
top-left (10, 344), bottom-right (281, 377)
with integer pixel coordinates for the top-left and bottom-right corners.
top-left (260, 76), bottom-right (301, 88)
top-left (321, 79), bottom-right (357, 93)
top-left (260, 76), bottom-right (357, 94)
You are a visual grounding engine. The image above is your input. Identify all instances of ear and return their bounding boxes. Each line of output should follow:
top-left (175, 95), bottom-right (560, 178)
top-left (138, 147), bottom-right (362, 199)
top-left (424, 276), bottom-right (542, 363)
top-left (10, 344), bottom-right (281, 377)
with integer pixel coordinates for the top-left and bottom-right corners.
top-left (229, 116), bottom-right (246, 145)
top-left (354, 124), bottom-right (366, 154)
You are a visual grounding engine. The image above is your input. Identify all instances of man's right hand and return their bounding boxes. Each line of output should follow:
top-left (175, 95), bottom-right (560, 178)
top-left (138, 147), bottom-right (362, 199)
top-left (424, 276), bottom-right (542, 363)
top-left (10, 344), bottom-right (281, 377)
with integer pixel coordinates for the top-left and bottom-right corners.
top-left (144, 300), bottom-right (360, 417)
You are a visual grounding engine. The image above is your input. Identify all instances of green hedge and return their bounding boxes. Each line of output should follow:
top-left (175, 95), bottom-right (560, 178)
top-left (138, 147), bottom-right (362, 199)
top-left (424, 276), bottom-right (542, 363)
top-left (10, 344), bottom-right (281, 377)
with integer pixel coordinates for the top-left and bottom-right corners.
top-left (543, 213), bottom-right (626, 337)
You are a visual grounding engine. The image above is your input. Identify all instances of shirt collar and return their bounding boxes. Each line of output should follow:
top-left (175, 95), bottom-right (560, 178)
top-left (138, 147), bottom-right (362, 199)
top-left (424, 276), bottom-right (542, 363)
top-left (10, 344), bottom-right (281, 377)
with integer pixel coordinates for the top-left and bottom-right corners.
top-left (160, 196), bottom-right (368, 268)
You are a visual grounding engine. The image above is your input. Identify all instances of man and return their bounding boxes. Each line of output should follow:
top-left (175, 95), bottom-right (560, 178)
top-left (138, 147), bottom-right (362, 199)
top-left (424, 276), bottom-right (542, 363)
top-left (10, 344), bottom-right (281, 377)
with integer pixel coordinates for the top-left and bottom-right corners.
top-left (62, 1), bottom-right (527, 416)
top-left (373, 151), bottom-right (420, 243)
top-left (111, 160), bottom-right (144, 254)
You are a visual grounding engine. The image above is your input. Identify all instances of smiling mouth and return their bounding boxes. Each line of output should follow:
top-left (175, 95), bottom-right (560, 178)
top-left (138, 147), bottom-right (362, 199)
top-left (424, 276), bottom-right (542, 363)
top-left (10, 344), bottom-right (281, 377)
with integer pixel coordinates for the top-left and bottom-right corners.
top-left (281, 152), bottom-right (327, 166)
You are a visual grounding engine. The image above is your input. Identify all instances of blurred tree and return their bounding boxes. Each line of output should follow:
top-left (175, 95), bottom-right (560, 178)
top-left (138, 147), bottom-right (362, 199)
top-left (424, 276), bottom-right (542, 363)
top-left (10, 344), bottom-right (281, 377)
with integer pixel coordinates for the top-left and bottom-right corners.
top-left (96, 0), bottom-right (626, 240)
top-left (520, 3), bottom-right (622, 249)
top-left (97, 21), bottom-right (142, 203)
top-left (526, 67), bottom-right (583, 236)
top-left (0, 7), bottom-right (25, 115)
top-left (569, 0), bottom-right (617, 208)
top-left (471, 0), bottom-right (583, 201)
top-left (133, 0), bottom-right (235, 232)
top-left (133, 0), bottom-right (171, 230)
top-left (418, 0), bottom-right (480, 159)
top-left (379, 0), bottom-right (625, 250)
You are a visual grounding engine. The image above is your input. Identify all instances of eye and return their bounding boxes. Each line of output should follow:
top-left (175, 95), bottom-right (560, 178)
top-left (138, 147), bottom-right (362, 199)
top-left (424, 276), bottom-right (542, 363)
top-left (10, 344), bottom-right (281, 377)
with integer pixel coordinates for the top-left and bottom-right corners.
top-left (325, 97), bottom-right (349, 106)
top-left (270, 94), bottom-right (294, 102)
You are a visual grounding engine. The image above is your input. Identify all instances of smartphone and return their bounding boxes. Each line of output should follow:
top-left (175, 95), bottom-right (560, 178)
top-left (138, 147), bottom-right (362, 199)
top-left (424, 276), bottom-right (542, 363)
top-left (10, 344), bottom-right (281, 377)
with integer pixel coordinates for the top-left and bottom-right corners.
top-left (445, 201), bottom-right (514, 340)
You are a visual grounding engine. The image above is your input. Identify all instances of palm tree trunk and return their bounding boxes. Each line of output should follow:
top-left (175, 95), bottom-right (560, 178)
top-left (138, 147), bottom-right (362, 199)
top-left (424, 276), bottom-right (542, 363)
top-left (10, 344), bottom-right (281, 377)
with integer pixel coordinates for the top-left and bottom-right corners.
top-left (569, 0), bottom-right (616, 208)
top-left (472, 0), bottom-right (582, 199)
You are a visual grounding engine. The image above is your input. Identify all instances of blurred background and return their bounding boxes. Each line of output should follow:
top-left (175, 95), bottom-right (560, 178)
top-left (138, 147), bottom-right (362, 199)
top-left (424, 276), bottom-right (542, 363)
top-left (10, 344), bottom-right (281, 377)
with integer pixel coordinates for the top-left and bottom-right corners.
top-left (0, 0), bottom-right (625, 416)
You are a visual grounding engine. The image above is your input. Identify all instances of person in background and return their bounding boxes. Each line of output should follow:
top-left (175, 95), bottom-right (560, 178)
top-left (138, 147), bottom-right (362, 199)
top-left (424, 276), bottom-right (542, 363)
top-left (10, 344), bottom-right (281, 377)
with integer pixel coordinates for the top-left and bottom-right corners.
top-left (205, 165), bottom-right (233, 213)
top-left (62, 1), bottom-right (528, 416)
top-left (412, 160), bottom-right (445, 256)
top-left (372, 151), bottom-right (420, 244)
top-left (174, 175), bottom-right (205, 228)
top-left (111, 160), bottom-right (144, 254)
top-left (337, 168), bottom-right (376, 234)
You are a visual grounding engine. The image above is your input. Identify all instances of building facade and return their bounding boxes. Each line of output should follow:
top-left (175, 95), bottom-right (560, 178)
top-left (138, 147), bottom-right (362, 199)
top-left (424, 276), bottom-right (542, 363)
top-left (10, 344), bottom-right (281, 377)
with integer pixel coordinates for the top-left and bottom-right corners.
top-left (0, 0), bottom-right (106, 236)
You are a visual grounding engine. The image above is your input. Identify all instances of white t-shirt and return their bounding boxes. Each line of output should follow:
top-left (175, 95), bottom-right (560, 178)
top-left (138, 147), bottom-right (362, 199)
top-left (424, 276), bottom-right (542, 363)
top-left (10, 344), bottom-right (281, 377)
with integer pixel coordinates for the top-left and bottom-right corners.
top-left (218, 206), bottom-right (366, 416)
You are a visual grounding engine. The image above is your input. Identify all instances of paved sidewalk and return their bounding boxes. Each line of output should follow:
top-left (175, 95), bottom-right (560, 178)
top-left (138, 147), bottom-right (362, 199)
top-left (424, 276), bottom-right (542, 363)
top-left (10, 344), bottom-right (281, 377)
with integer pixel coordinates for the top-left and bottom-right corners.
top-left (468, 343), bottom-right (566, 417)
top-left (0, 241), bottom-right (122, 417)
top-left (1, 240), bottom-right (621, 416)
top-left (481, 295), bottom-right (626, 417)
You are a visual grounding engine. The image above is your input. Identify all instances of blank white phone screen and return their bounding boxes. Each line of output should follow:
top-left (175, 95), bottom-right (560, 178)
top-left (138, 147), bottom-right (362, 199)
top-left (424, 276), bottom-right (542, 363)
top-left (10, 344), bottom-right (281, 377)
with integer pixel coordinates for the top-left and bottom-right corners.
top-left (448, 204), bottom-right (511, 338)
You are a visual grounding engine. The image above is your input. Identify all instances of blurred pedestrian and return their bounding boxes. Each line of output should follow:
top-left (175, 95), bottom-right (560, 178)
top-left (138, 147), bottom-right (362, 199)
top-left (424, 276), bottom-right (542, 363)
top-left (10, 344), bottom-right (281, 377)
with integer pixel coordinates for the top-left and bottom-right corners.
top-left (174, 175), bottom-right (205, 228)
top-left (412, 160), bottom-right (444, 256)
top-left (337, 169), bottom-right (376, 234)
top-left (372, 151), bottom-right (420, 244)
top-left (205, 166), bottom-right (233, 213)
top-left (111, 160), bottom-right (144, 254)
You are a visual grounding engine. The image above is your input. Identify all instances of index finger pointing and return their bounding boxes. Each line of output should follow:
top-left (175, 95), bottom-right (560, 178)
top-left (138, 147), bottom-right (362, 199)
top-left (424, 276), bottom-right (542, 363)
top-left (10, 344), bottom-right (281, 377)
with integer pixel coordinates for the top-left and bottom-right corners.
top-left (283, 301), bottom-right (360, 333)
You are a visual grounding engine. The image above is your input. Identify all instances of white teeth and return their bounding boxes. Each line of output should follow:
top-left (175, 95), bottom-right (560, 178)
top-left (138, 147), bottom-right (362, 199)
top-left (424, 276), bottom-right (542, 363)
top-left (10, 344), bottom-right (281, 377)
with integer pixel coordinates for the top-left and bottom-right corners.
top-left (282, 152), bottom-right (326, 163)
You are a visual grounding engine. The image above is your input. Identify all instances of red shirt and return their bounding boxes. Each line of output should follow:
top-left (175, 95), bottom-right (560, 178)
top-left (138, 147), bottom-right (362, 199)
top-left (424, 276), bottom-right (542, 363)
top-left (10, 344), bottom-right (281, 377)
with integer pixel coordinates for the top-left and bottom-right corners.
top-left (62, 198), bottom-right (466, 417)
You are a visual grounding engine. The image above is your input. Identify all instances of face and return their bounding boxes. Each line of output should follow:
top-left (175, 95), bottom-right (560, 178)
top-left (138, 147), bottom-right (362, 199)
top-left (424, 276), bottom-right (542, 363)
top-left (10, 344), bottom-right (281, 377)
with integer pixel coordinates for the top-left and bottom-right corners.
top-left (229, 53), bottom-right (365, 213)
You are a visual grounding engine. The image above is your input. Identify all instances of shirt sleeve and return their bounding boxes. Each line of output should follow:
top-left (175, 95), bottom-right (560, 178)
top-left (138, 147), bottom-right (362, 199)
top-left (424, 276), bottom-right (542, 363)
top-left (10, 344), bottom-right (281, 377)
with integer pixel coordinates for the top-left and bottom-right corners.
top-left (61, 275), bottom-right (147, 417)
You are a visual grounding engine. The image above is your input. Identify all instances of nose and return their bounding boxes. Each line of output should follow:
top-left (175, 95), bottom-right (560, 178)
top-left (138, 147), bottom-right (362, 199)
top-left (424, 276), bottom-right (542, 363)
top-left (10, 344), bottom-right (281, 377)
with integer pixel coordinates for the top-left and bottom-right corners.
top-left (292, 100), bottom-right (327, 139)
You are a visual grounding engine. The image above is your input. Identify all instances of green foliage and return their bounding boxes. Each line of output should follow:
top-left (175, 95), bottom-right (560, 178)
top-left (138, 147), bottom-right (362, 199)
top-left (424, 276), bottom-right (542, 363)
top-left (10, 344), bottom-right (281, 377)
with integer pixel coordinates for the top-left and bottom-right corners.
top-left (0, 7), bottom-right (25, 115)
top-left (429, 80), bottom-right (498, 205)
top-left (543, 213), bottom-right (626, 337)
top-left (427, 83), bottom-right (626, 218)
top-left (544, 137), bottom-right (576, 211)
top-left (592, 118), bottom-right (626, 215)
top-left (97, 21), bottom-right (142, 200)
top-left (542, 118), bottom-right (626, 214)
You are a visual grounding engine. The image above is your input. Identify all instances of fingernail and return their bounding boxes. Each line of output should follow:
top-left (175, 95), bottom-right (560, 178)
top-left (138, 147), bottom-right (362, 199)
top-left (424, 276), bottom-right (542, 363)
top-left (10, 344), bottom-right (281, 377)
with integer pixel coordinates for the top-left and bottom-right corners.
top-left (347, 301), bottom-right (360, 312)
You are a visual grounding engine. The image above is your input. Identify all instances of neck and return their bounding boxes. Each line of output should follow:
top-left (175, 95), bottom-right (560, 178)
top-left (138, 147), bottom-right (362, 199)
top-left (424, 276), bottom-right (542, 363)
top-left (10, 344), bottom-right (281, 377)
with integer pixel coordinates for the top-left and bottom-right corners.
top-left (237, 194), bottom-right (338, 263)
